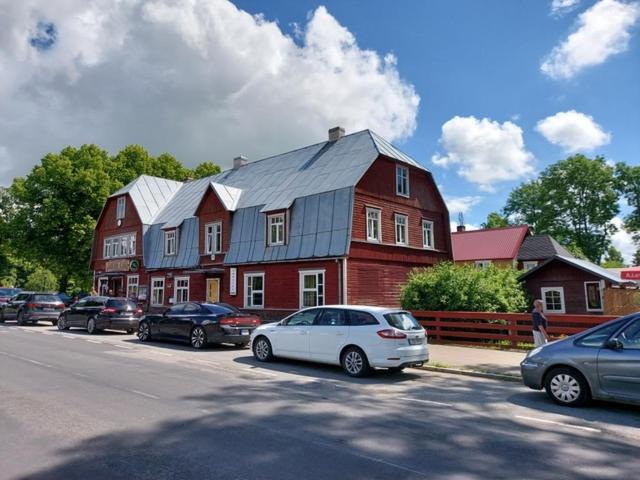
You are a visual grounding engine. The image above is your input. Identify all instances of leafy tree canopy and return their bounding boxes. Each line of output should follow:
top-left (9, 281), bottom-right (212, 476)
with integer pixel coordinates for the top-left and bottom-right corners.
top-left (615, 162), bottom-right (640, 242)
top-left (601, 246), bottom-right (625, 268)
top-left (191, 161), bottom-right (222, 179)
top-left (481, 212), bottom-right (511, 229)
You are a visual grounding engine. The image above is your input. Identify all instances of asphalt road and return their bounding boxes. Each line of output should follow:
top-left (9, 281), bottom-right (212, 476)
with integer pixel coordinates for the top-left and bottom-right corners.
top-left (1, 322), bottom-right (639, 480)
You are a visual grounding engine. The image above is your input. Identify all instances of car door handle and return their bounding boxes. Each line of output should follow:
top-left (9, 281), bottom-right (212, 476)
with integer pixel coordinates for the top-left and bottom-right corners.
top-left (336, 332), bottom-right (345, 336)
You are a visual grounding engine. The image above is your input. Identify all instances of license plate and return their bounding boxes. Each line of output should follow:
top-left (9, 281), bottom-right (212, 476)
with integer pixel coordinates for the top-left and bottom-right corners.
top-left (43, 308), bottom-right (55, 312)
top-left (241, 329), bottom-right (249, 336)
top-left (408, 337), bottom-right (423, 345)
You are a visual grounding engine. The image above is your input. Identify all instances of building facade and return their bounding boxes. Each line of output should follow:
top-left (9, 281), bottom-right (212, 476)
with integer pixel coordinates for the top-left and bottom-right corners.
top-left (90, 128), bottom-right (452, 319)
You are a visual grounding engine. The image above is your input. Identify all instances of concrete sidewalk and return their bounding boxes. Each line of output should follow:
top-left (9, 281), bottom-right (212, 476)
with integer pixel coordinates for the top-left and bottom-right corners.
top-left (426, 344), bottom-right (527, 378)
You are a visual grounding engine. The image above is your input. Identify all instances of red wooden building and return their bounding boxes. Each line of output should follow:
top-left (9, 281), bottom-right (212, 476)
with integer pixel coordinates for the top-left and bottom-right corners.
top-left (91, 128), bottom-right (452, 319)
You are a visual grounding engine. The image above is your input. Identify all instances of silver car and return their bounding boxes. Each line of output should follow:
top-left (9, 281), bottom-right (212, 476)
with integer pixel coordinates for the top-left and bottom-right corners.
top-left (521, 313), bottom-right (640, 407)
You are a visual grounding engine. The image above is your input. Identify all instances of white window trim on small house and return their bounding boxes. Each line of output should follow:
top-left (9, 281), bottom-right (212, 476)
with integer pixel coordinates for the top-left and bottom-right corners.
top-left (475, 260), bottom-right (492, 269)
top-left (395, 213), bottom-right (408, 245)
top-left (116, 196), bottom-right (126, 220)
top-left (584, 281), bottom-right (604, 312)
top-left (541, 286), bottom-right (566, 314)
top-left (366, 207), bottom-right (381, 243)
top-left (299, 269), bottom-right (325, 308)
top-left (151, 277), bottom-right (165, 306)
top-left (422, 219), bottom-right (434, 249)
top-left (523, 261), bottom-right (538, 271)
top-left (244, 272), bottom-right (265, 309)
top-left (396, 165), bottom-right (409, 197)
top-left (267, 213), bottom-right (285, 246)
top-left (205, 221), bottom-right (222, 255)
top-left (174, 276), bottom-right (190, 304)
top-left (164, 230), bottom-right (177, 256)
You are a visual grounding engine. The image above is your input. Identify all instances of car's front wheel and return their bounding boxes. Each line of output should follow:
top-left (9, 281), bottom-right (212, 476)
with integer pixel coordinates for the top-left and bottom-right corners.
top-left (544, 367), bottom-right (590, 407)
top-left (87, 317), bottom-right (99, 334)
top-left (0, 309), bottom-right (5, 323)
top-left (16, 311), bottom-right (25, 326)
top-left (253, 336), bottom-right (273, 362)
top-left (341, 347), bottom-right (371, 377)
top-left (190, 326), bottom-right (207, 349)
top-left (137, 321), bottom-right (151, 341)
top-left (57, 314), bottom-right (69, 331)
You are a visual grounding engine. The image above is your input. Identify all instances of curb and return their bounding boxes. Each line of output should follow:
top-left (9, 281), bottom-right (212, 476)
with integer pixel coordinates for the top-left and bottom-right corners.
top-left (417, 365), bottom-right (522, 383)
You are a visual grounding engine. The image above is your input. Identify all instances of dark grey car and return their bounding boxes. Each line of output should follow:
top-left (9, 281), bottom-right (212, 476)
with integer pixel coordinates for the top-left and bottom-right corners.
top-left (521, 313), bottom-right (640, 407)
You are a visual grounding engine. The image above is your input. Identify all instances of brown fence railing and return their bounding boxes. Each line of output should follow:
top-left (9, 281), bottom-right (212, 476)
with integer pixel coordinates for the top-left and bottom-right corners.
top-left (411, 311), bottom-right (618, 349)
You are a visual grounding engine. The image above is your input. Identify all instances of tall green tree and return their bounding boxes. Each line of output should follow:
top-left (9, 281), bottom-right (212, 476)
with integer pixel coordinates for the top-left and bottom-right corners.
top-left (109, 145), bottom-right (192, 185)
top-left (615, 163), bottom-right (640, 242)
top-left (601, 246), bottom-right (625, 268)
top-left (481, 212), bottom-right (511, 229)
top-left (633, 248), bottom-right (640, 267)
top-left (191, 161), bottom-right (222, 179)
top-left (504, 155), bottom-right (619, 263)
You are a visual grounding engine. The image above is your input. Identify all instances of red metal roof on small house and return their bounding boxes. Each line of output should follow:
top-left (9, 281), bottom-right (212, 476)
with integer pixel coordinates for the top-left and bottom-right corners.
top-left (452, 225), bottom-right (530, 261)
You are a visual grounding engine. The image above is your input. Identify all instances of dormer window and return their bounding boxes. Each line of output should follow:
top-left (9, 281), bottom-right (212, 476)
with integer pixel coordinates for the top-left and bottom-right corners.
top-left (267, 213), bottom-right (285, 246)
top-left (116, 197), bottom-right (126, 220)
top-left (396, 165), bottom-right (409, 197)
top-left (164, 230), bottom-right (177, 256)
top-left (205, 222), bottom-right (222, 254)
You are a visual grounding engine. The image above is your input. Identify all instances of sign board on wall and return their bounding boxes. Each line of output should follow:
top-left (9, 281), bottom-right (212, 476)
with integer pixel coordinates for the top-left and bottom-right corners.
top-left (105, 259), bottom-right (131, 272)
top-left (230, 268), bottom-right (237, 296)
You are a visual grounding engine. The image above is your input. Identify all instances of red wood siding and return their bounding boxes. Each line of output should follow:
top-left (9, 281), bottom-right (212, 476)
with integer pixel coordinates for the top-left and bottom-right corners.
top-left (347, 259), bottom-right (414, 308)
top-left (195, 187), bottom-right (232, 266)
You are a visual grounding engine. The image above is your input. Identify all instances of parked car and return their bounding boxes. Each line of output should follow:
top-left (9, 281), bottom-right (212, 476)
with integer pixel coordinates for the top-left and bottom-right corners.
top-left (0, 292), bottom-right (64, 325)
top-left (250, 305), bottom-right (428, 377)
top-left (0, 287), bottom-right (21, 306)
top-left (521, 313), bottom-right (640, 407)
top-left (56, 292), bottom-right (74, 307)
top-left (57, 296), bottom-right (142, 334)
top-left (137, 302), bottom-right (261, 349)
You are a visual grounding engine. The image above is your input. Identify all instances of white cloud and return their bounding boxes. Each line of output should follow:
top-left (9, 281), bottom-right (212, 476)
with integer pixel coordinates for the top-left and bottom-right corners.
top-left (550, 0), bottom-right (581, 17)
top-left (541, 0), bottom-right (640, 79)
top-left (0, 1), bottom-right (419, 184)
top-left (444, 195), bottom-right (482, 215)
top-left (432, 116), bottom-right (535, 192)
top-left (611, 217), bottom-right (636, 265)
top-left (535, 110), bottom-right (611, 152)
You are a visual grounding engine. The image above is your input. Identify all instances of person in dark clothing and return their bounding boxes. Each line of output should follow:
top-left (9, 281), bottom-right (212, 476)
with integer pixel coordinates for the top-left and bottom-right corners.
top-left (532, 299), bottom-right (550, 347)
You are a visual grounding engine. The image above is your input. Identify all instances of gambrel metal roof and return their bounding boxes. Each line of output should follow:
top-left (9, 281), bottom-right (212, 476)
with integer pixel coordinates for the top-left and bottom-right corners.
top-left (109, 175), bottom-right (182, 225)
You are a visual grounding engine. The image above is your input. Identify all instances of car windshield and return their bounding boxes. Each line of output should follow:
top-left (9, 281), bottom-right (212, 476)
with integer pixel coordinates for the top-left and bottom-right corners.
top-left (0, 288), bottom-right (19, 297)
top-left (32, 294), bottom-right (61, 303)
top-left (575, 317), bottom-right (632, 348)
top-left (384, 312), bottom-right (423, 331)
top-left (106, 299), bottom-right (137, 310)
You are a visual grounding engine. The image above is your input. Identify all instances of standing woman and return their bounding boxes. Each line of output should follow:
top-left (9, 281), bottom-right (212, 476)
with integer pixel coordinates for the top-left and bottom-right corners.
top-left (532, 299), bottom-right (550, 347)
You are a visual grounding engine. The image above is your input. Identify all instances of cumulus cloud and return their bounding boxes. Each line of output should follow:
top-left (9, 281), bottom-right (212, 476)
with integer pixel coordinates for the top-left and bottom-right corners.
top-left (550, 0), bottom-right (581, 17)
top-left (444, 195), bottom-right (482, 215)
top-left (0, 0), bottom-right (419, 184)
top-left (541, 0), bottom-right (640, 79)
top-left (431, 116), bottom-right (535, 192)
top-left (611, 217), bottom-right (636, 265)
top-left (535, 110), bottom-right (611, 152)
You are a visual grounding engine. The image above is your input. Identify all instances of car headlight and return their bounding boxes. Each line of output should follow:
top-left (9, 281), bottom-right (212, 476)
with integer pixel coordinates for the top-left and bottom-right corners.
top-left (527, 346), bottom-right (544, 357)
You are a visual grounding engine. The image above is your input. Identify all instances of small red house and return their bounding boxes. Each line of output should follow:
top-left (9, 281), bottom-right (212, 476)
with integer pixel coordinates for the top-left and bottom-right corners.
top-left (91, 128), bottom-right (452, 319)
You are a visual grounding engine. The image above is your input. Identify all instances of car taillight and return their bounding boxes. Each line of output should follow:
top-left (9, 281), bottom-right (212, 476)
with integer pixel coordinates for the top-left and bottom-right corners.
top-left (56, 304), bottom-right (64, 309)
top-left (102, 307), bottom-right (117, 314)
top-left (377, 329), bottom-right (407, 339)
top-left (220, 317), bottom-right (234, 325)
top-left (134, 308), bottom-right (143, 317)
top-left (26, 303), bottom-right (36, 309)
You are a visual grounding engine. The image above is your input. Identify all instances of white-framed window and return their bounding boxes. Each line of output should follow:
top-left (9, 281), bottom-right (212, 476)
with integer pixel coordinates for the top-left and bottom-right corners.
top-left (366, 208), bottom-right (381, 242)
top-left (422, 219), bottom-right (434, 249)
top-left (267, 213), bottom-right (285, 246)
top-left (126, 275), bottom-right (139, 299)
top-left (475, 260), bottom-right (492, 269)
top-left (523, 261), bottom-right (538, 271)
top-left (396, 165), bottom-right (409, 197)
top-left (175, 277), bottom-right (190, 303)
top-left (164, 230), bottom-right (177, 256)
top-left (244, 273), bottom-right (264, 308)
top-left (299, 270), bottom-right (325, 308)
top-left (395, 214), bottom-right (408, 245)
top-left (205, 222), bottom-right (222, 254)
top-left (541, 287), bottom-right (565, 314)
top-left (103, 233), bottom-right (136, 259)
top-left (584, 281), bottom-right (603, 312)
top-left (116, 196), bottom-right (126, 220)
top-left (151, 277), bottom-right (165, 306)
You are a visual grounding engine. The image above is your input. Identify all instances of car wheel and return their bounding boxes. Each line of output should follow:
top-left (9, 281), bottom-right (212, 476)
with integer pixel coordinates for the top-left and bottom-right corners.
top-left (137, 321), bottom-right (151, 342)
top-left (544, 367), bottom-right (590, 407)
top-left (341, 347), bottom-right (371, 377)
top-left (87, 317), bottom-right (98, 334)
top-left (17, 311), bottom-right (25, 326)
top-left (253, 336), bottom-right (274, 362)
top-left (235, 342), bottom-right (248, 348)
top-left (0, 309), bottom-right (5, 323)
top-left (190, 326), bottom-right (207, 349)
top-left (388, 366), bottom-right (405, 374)
top-left (57, 314), bottom-right (69, 331)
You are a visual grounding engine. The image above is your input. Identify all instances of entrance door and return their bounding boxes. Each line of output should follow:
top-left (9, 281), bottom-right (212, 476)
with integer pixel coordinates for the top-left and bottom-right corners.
top-left (110, 277), bottom-right (123, 297)
top-left (206, 279), bottom-right (220, 303)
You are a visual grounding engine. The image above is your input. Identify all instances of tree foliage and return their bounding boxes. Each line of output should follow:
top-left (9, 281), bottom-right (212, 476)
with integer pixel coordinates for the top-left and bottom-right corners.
top-left (601, 246), bottom-right (625, 268)
top-left (504, 155), bottom-right (619, 263)
top-left (23, 266), bottom-right (58, 291)
top-left (400, 262), bottom-right (529, 313)
top-left (191, 161), bottom-right (222, 179)
top-left (615, 162), bottom-right (640, 242)
top-left (633, 248), bottom-right (640, 267)
top-left (481, 212), bottom-right (511, 229)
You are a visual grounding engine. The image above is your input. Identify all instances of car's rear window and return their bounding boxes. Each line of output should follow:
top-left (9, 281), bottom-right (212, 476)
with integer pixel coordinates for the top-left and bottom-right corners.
top-left (214, 303), bottom-right (241, 313)
top-left (384, 312), bottom-right (423, 331)
top-left (0, 288), bottom-right (19, 296)
top-left (106, 299), bottom-right (137, 310)
top-left (203, 304), bottom-right (234, 315)
top-left (33, 294), bottom-right (61, 303)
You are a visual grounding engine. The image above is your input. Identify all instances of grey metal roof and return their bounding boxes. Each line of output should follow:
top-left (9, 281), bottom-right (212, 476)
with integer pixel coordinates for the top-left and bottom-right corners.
top-left (519, 254), bottom-right (625, 284)
top-left (143, 217), bottom-right (200, 269)
top-left (110, 175), bottom-right (183, 225)
top-left (517, 235), bottom-right (574, 261)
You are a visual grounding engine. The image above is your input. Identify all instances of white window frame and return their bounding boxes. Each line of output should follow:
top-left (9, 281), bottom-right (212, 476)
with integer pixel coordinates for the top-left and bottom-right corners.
top-left (151, 277), bottom-right (165, 306)
top-left (267, 213), bottom-right (285, 246)
top-left (422, 219), bottom-right (434, 249)
top-left (541, 287), bottom-right (565, 314)
top-left (475, 260), bottom-right (492, 269)
top-left (584, 281), bottom-right (604, 312)
top-left (205, 222), bottom-right (222, 254)
top-left (174, 276), bottom-right (190, 304)
top-left (116, 196), bottom-right (126, 220)
top-left (126, 275), bottom-right (139, 299)
top-left (103, 233), bottom-right (136, 259)
top-left (366, 207), bottom-right (381, 243)
top-left (395, 213), bottom-right (408, 245)
top-left (299, 269), bottom-right (325, 308)
top-left (396, 165), bottom-right (409, 197)
top-left (523, 261), bottom-right (538, 271)
top-left (244, 273), bottom-right (265, 309)
top-left (164, 230), bottom-right (177, 256)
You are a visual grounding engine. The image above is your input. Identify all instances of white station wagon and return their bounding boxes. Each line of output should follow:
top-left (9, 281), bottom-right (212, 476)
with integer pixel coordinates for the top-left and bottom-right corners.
top-left (250, 305), bottom-right (428, 377)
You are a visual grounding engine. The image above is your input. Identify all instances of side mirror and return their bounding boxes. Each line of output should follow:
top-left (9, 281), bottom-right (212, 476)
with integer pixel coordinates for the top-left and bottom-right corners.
top-left (606, 339), bottom-right (623, 351)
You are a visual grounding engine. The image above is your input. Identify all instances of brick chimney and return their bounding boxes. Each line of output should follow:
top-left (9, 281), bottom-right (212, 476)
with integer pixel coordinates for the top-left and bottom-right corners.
top-left (328, 126), bottom-right (345, 142)
top-left (456, 225), bottom-right (466, 232)
top-left (233, 155), bottom-right (248, 169)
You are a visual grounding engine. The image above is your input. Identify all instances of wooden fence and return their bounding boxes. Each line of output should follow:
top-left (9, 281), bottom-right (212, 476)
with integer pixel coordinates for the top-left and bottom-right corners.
top-left (411, 311), bottom-right (618, 349)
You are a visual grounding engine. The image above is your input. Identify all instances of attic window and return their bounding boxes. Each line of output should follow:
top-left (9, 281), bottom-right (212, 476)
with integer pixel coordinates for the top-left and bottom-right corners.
top-left (165, 230), bottom-right (177, 256)
top-left (396, 165), bottom-right (409, 197)
top-left (267, 213), bottom-right (285, 246)
top-left (116, 197), bottom-right (126, 220)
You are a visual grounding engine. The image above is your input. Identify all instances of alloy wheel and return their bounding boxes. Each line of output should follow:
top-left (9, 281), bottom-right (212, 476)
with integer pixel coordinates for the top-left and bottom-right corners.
top-left (138, 322), bottom-right (150, 341)
top-left (550, 373), bottom-right (581, 404)
top-left (191, 327), bottom-right (206, 349)
top-left (344, 351), bottom-right (364, 375)
top-left (87, 318), bottom-right (96, 334)
top-left (255, 339), bottom-right (270, 360)
top-left (57, 315), bottom-right (66, 331)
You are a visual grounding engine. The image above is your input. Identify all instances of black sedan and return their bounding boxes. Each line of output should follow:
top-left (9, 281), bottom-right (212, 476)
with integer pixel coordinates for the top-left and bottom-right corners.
top-left (58, 296), bottom-right (142, 334)
top-left (137, 302), bottom-right (261, 349)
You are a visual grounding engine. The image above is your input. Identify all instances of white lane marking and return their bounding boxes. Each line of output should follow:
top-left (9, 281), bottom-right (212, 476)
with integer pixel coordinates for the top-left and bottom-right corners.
top-left (151, 351), bottom-right (173, 357)
top-left (60, 334), bottom-right (77, 339)
top-left (199, 409), bottom-right (213, 414)
top-left (515, 415), bottom-right (602, 433)
top-left (72, 372), bottom-right (90, 378)
top-left (19, 328), bottom-right (35, 333)
top-left (398, 397), bottom-right (453, 407)
top-left (243, 367), bottom-right (278, 377)
top-left (86, 339), bottom-right (103, 344)
top-left (130, 389), bottom-right (159, 400)
top-left (25, 358), bottom-right (53, 368)
top-left (113, 344), bottom-right (133, 349)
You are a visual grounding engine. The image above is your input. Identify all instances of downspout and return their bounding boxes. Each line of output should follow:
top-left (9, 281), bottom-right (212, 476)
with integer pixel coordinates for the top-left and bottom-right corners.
top-left (342, 257), bottom-right (348, 304)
